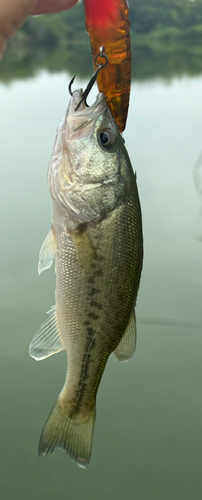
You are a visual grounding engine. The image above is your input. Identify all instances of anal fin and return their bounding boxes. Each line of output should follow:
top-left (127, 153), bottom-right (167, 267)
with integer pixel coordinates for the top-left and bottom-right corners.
top-left (114, 309), bottom-right (137, 362)
top-left (29, 306), bottom-right (64, 361)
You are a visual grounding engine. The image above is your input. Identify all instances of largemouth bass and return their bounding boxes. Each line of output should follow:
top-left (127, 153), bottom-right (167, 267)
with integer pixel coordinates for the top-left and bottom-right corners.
top-left (29, 88), bottom-right (143, 468)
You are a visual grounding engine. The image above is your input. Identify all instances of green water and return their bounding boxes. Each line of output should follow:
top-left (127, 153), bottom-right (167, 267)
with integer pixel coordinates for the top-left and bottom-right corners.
top-left (0, 69), bottom-right (202, 499)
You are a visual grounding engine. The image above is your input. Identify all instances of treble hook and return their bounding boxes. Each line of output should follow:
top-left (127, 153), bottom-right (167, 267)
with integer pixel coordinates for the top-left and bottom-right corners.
top-left (68, 47), bottom-right (108, 111)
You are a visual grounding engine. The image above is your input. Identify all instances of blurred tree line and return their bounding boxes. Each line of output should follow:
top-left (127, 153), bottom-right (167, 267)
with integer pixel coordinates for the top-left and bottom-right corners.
top-left (1, 0), bottom-right (202, 82)
top-left (13, 0), bottom-right (202, 45)
top-left (129, 0), bottom-right (202, 41)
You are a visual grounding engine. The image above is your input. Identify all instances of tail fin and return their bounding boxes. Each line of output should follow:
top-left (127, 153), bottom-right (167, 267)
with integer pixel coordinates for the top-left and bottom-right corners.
top-left (38, 397), bottom-right (96, 468)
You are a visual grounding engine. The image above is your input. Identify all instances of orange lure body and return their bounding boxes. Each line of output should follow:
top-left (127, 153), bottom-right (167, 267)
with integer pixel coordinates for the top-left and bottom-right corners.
top-left (83, 0), bottom-right (131, 132)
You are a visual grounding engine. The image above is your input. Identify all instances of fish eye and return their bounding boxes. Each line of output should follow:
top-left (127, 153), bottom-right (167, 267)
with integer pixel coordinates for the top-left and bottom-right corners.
top-left (98, 130), bottom-right (116, 150)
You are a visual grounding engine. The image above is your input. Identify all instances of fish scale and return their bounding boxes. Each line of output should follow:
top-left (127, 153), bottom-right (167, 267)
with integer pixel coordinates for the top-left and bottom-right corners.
top-left (53, 190), bottom-right (141, 409)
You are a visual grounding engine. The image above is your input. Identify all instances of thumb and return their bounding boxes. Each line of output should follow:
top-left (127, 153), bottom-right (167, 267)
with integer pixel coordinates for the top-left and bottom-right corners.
top-left (0, 0), bottom-right (39, 56)
top-left (0, 0), bottom-right (78, 58)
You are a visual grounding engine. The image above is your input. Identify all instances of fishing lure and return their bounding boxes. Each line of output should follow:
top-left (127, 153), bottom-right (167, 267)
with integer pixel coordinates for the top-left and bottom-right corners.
top-left (83, 0), bottom-right (131, 133)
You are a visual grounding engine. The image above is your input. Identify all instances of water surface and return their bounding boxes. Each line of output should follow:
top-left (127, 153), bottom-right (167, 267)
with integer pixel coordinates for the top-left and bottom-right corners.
top-left (0, 71), bottom-right (202, 499)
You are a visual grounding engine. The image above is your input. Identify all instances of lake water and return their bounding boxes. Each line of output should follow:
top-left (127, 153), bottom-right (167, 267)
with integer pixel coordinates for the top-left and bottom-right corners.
top-left (0, 69), bottom-right (202, 499)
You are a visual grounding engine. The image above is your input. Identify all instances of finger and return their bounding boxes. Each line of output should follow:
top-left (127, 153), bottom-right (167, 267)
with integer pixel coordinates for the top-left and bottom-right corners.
top-left (0, 0), bottom-right (78, 58)
top-left (0, 35), bottom-right (7, 61)
top-left (0, 0), bottom-right (38, 55)
top-left (32, 0), bottom-right (79, 15)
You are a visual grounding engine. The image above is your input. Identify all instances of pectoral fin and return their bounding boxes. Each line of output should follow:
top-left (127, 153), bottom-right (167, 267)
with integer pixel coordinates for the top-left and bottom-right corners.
top-left (38, 228), bottom-right (56, 275)
top-left (29, 306), bottom-right (64, 361)
top-left (71, 228), bottom-right (96, 270)
top-left (114, 309), bottom-right (137, 361)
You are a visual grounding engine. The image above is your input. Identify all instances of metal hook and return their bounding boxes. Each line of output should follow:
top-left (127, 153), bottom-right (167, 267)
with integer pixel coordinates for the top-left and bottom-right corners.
top-left (68, 47), bottom-right (108, 111)
top-left (74, 66), bottom-right (102, 111)
top-left (68, 75), bottom-right (76, 96)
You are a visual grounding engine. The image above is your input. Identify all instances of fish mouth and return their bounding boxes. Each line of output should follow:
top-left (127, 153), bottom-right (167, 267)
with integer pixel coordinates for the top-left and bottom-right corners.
top-left (68, 89), bottom-right (107, 117)
top-left (65, 89), bottom-right (108, 140)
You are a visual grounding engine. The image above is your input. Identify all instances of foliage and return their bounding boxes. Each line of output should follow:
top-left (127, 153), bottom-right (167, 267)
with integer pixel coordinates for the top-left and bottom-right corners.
top-left (129, 0), bottom-right (202, 35)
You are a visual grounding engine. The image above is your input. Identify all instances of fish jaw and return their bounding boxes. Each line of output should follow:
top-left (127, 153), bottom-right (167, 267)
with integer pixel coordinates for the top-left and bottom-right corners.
top-left (65, 90), bottom-right (108, 141)
top-left (63, 89), bottom-right (120, 183)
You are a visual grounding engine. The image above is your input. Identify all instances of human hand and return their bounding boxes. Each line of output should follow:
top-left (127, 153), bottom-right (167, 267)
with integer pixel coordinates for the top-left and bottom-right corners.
top-left (0, 0), bottom-right (78, 58)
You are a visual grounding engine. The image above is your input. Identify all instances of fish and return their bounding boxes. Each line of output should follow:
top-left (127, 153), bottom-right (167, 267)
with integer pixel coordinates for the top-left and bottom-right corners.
top-left (83, 0), bottom-right (131, 132)
top-left (29, 88), bottom-right (143, 468)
